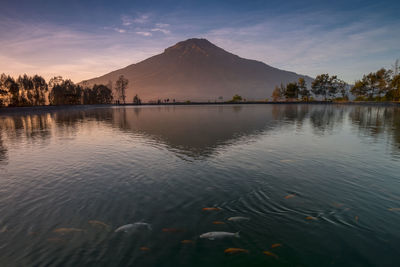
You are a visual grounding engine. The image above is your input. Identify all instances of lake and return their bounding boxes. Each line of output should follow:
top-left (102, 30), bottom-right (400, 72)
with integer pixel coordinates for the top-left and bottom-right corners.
top-left (0, 104), bottom-right (399, 267)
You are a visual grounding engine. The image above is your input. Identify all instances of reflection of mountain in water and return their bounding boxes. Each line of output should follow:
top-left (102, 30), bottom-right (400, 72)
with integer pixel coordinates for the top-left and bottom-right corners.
top-left (1, 105), bottom-right (400, 161)
top-left (110, 105), bottom-right (277, 158)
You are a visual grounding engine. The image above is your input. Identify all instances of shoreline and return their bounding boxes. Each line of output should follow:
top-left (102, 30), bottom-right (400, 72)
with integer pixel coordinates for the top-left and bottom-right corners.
top-left (1, 101), bottom-right (399, 115)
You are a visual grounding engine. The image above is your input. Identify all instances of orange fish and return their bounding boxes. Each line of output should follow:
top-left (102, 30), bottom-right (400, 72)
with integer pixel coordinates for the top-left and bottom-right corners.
top-left (140, 247), bottom-right (150, 251)
top-left (271, 243), bottom-right (282, 248)
top-left (263, 251), bottom-right (279, 259)
top-left (213, 221), bottom-right (225, 225)
top-left (53, 228), bottom-right (84, 234)
top-left (162, 228), bottom-right (185, 233)
top-left (305, 216), bottom-right (317, 220)
top-left (181, 240), bottom-right (194, 244)
top-left (284, 194), bottom-right (295, 199)
top-left (355, 216), bottom-right (359, 222)
top-left (88, 220), bottom-right (110, 229)
top-left (388, 208), bottom-right (400, 211)
top-left (202, 207), bottom-right (221, 211)
top-left (224, 248), bottom-right (249, 254)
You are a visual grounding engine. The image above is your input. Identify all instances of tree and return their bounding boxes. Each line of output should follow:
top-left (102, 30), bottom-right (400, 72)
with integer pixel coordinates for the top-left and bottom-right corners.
top-left (83, 87), bottom-right (95, 105)
top-left (17, 74), bottom-right (34, 106)
top-left (49, 79), bottom-right (82, 105)
top-left (334, 78), bottom-right (348, 99)
top-left (298, 78), bottom-right (310, 101)
top-left (272, 85), bottom-right (283, 101)
top-left (231, 94), bottom-right (243, 102)
top-left (82, 84), bottom-right (112, 105)
top-left (133, 94), bottom-right (142, 105)
top-left (3, 75), bottom-right (20, 106)
top-left (115, 75), bottom-right (128, 104)
top-left (389, 74), bottom-right (400, 101)
top-left (284, 82), bottom-right (299, 99)
top-left (351, 80), bottom-right (368, 99)
top-left (326, 75), bottom-right (339, 99)
top-left (312, 74), bottom-right (331, 100)
top-left (93, 84), bottom-right (113, 104)
top-left (351, 68), bottom-right (392, 100)
top-left (32, 75), bottom-right (48, 105)
top-left (0, 74), bottom-right (9, 106)
top-left (49, 76), bottom-right (64, 89)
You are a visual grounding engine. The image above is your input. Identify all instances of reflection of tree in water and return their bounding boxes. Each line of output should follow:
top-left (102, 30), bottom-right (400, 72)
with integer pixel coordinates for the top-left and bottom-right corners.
top-left (0, 133), bottom-right (7, 164)
top-left (271, 104), bottom-right (346, 135)
top-left (0, 108), bottom-right (114, 161)
top-left (309, 105), bottom-right (345, 135)
top-left (0, 105), bottom-right (399, 161)
top-left (0, 114), bottom-right (52, 144)
top-left (349, 106), bottom-right (400, 149)
top-left (272, 104), bottom-right (310, 128)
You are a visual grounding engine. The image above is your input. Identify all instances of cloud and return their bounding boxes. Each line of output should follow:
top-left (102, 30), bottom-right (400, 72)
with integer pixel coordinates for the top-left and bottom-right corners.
top-left (121, 16), bottom-right (133, 26)
top-left (135, 31), bottom-right (152, 37)
top-left (151, 28), bottom-right (171, 34)
top-left (114, 28), bottom-right (126, 33)
top-left (204, 11), bottom-right (400, 82)
top-left (155, 23), bottom-right (170, 28)
top-left (0, 18), bottom-right (170, 82)
top-left (121, 14), bottom-right (150, 26)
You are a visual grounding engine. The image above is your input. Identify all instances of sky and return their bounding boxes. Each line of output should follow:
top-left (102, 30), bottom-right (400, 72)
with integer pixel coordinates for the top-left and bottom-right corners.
top-left (0, 0), bottom-right (399, 83)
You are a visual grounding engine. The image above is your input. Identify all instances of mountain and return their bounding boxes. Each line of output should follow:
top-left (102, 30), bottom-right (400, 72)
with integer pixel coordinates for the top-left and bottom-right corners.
top-left (80, 38), bottom-right (313, 102)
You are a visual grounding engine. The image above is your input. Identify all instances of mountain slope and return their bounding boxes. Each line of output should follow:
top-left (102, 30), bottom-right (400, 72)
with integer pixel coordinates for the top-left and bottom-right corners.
top-left (81, 38), bottom-right (313, 102)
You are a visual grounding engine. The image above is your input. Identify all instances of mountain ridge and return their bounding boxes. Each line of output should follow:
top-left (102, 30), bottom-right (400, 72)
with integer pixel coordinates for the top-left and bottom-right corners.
top-left (81, 38), bottom-right (313, 102)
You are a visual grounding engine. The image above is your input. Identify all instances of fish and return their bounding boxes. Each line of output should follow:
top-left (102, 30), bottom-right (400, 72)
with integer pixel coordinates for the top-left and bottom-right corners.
top-left (200, 231), bottom-right (240, 240)
top-left (212, 221), bottom-right (225, 225)
top-left (202, 207), bottom-right (221, 211)
top-left (224, 248), bottom-right (249, 254)
top-left (332, 202), bottom-right (344, 208)
top-left (355, 216), bottom-right (359, 222)
top-left (271, 243), bottom-right (282, 248)
top-left (263, 251), bottom-right (279, 259)
top-left (181, 240), bottom-right (194, 244)
top-left (140, 246), bottom-right (150, 251)
top-left (162, 228), bottom-right (185, 233)
top-left (227, 216), bottom-right (250, 222)
top-left (280, 159), bottom-right (294, 163)
top-left (88, 220), bottom-right (110, 229)
top-left (53, 228), bottom-right (84, 234)
top-left (284, 194), bottom-right (295, 199)
top-left (388, 208), bottom-right (400, 211)
top-left (115, 222), bottom-right (152, 233)
top-left (28, 231), bottom-right (39, 236)
top-left (305, 216), bottom-right (318, 220)
top-left (0, 226), bottom-right (8, 233)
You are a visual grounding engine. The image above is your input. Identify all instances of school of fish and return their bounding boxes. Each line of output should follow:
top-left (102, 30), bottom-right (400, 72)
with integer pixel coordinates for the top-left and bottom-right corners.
top-left (9, 199), bottom-right (366, 261)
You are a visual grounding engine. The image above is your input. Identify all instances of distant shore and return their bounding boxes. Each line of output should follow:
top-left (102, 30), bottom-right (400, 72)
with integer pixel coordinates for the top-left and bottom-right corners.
top-left (1, 101), bottom-right (399, 115)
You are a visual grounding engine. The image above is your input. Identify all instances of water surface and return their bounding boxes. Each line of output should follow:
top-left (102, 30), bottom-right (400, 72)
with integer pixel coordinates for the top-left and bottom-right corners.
top-left (0, 104), bottom-right (399, 266)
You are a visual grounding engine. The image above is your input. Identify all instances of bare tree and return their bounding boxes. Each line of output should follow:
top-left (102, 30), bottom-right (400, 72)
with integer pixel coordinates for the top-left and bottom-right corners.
top-left (115, 75), bottom-right (128, 104)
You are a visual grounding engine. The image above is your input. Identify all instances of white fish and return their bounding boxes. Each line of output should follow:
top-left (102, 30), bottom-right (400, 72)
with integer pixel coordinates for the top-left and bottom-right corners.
top-left (227, 216), bottom-right (250, 221)
top-left (115, 222), bottom-right (152, 233)
top-left (200, 231), bottom-right (240, 240)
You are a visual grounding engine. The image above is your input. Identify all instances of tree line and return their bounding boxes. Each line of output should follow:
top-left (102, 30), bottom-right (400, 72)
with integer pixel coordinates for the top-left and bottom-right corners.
top-left (271, 61), bottom-right (400, 102)
top-left (0, 74), bottom-right (118, 107)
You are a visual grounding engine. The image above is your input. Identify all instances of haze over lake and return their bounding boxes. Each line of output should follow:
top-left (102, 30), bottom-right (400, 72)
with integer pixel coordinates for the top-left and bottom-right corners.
top-left (0, 104), bottom-right (399, 266)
